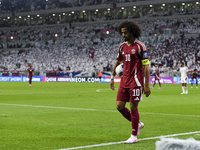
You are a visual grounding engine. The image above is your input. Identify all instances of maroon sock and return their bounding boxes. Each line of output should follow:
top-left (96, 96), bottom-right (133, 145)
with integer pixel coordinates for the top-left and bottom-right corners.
top-left (159, 82), bottom-right (161, 87)
top-left (131, 109), bottom-right (139, 136)
top-left (118, 107), bottom-right (131, 122)
top-left (29, 79), bottom-right (31, 84)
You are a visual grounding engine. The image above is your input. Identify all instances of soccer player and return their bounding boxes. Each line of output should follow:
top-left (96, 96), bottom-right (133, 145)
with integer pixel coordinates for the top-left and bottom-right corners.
top-left (26, 64), bottom-right (34, 87)
top-left (191, 69), bottom-right (198, 89)
top-left (110, 20), bottom-right (151, 144)
top-left (180, 62), bottom-right (188, 94)
top-left (150, 64), bottom-right (161, 89)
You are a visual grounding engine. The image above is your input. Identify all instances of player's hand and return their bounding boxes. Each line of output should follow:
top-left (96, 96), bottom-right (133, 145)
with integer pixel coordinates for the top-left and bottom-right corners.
top-left (110, 79), bottom-right (115, 91)
top-left (185, 77), bottom-right (187, 80)
top-left (144, 85), bottom-right (151, 97)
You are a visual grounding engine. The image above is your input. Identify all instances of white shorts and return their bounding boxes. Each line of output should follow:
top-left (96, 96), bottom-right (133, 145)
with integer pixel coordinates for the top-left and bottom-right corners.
top-left (181, 78), bottom-right (187, 83)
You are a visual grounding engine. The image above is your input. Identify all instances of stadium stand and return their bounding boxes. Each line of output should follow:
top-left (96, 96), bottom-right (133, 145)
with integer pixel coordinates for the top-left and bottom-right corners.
top-left (0, 0), bottom-right (200, 77)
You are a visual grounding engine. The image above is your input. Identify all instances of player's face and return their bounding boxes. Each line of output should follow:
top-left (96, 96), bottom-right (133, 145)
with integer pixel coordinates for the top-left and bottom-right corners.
top-left (155, 65), bottom-right (158, 67)
top-left (121, 28), bottom-right (130, 41)
top-left (181, 63), bottom-right (183, 67)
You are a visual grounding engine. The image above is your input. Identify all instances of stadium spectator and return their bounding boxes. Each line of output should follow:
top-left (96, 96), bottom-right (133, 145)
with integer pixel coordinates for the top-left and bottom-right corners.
top-left (180, 62), bottom-right (188, 94)
top-left (191, 69), bottom-right (198, 88)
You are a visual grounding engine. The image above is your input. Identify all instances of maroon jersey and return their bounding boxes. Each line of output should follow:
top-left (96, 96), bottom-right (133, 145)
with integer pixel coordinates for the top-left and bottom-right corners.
top-left (154, 67), bottom-right (160, 79)
top-left (116, 39), bottom-right (149, 88)
top-left (27, 68), bottom-right (34, 76)
top-left (192, 72), bottom-right (197, 78)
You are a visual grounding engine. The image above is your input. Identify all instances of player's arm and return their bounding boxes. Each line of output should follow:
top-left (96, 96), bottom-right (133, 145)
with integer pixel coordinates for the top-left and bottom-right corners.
top-left (141, 53), bottom-right (151, 97)
top-left (151, 70), bottom-right (156, 76)
top-left (110, 60), bottom-right (122, 91)
top-left (25, 70), bottom-right (27, 76)
top-left (186, 71), bottom-right (188, 80)
top-left (144, 64), bottom-right (151, 97)
top-left (140, 44), bottom-right (151, 97)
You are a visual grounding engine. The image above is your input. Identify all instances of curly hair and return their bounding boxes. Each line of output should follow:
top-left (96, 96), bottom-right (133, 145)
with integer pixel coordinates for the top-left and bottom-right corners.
top-left (117, 20), bottom-right (143, 39)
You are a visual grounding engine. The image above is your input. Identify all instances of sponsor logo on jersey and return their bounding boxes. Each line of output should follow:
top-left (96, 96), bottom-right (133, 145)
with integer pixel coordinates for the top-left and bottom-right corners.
top-left (131, 49), bottom-right (135, 54)
top-left (143, 52), bottom-right (148, 58)
top-left (134, 97), bottom-right (139, 100)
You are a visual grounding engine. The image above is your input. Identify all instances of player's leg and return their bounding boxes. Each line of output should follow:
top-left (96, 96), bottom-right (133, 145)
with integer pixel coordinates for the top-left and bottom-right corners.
top-left (28, 75), bottom-right (31, 86)
top-left (30, 76), bottom-right (32, 84)
top-left (196, 78), bottom-right (198, 88)
top-left (151, 78), bottom-right (156, 89)
top-left (158, 78), bottom-right (161, 89)
top-left (191, 77), bottom-right (194, 88)
top-left (181, 82), bottom-right (185, 94)
top-left (116, 101), bottom-right (130, 121)
top-left (130, 101), bottom-right (139, 136)
top-left (116, 87), bottom-right (131, 121)
top-left (29, 77), bottom-right (32, 86)
top-left (185, 83), bottom-right (188, 94)
top-left (124, 87), bottom-right (144, 144)
top-left (30, 75), bottom-right (33, 86)
top-left (124, 101), bottom-right (139, 144)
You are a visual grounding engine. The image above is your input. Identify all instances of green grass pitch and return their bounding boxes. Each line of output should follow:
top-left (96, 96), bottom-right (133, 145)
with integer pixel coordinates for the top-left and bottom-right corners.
top-left (0, 82), bottom-right (200, 150)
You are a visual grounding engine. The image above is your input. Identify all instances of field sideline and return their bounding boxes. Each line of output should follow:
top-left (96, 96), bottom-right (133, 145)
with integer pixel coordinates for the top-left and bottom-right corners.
top-left (0, 82), bottom-right (200, 150)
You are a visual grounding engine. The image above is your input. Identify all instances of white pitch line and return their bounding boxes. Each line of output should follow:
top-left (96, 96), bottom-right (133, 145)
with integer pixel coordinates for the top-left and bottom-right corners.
top-left (0, 91), bottom-right (90, 95)
top-left (140, 112), bottom-right (200, 118)
top-left (96, 89), bottom-right (112, 92)
top-left (58, 131), bottom-right (200, 150)
top-left (96, 89), bottom-right (111, 91)
top-left (0, 88), bottom-right (112, 95)
top-left (0, 103), bottom-right (200, 118)
top-left (0, 88), bottom-right (113, 95)
top-left (0, 103), bottom-right (117, 112)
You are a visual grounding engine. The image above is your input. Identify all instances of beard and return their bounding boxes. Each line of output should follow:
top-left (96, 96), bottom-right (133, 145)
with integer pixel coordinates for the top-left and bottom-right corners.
top-left (124, 37), bottom-right (130, 41)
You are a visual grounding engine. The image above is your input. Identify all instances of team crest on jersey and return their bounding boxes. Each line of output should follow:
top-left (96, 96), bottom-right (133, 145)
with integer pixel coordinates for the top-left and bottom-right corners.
top-left (131, 49), bottom-right (135, 54)
top-left (122, 51), bottom-right (124, 55)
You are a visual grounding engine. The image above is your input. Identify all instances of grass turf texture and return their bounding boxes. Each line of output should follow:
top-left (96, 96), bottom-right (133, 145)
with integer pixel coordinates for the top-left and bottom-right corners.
top-left (0, 82), bottom-right (200, 150)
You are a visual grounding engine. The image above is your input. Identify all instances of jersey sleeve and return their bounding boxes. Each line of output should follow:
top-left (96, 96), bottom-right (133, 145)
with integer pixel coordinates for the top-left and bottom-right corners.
top-left (156, 68), bottom-right (159, 73)
top-left (139, 43), bottom-right (150, 65)
top-left (116, 44), bottom-right (123, 61)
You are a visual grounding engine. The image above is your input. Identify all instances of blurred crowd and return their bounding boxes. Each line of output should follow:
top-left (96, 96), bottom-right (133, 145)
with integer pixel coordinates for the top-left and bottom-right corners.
top-left (0, 17), bottom-right (200, 77)
top-left (0, 0), bottom-right (135, 14)
top-left (146, 8), bottom-right (200, 18)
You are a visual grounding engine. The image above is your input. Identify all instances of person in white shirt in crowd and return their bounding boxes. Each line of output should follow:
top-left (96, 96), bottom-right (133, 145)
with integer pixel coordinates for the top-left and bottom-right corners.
top-left (180, 62), bottom-right (189, 94)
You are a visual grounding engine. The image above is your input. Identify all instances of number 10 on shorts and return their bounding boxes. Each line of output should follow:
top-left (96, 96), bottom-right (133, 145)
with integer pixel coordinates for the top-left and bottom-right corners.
top-left (131, 87), bottom-right (143, 101)
top-left (132, 89), bottom-right (140, 96)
